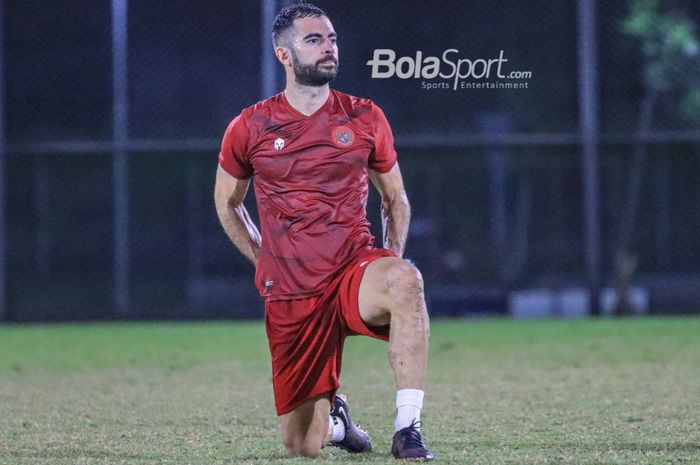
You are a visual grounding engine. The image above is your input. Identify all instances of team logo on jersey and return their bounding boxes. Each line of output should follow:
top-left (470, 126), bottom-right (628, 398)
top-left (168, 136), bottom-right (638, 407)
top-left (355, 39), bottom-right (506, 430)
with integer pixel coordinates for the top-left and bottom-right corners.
top-left (332, 125), bottom-right (354, 148)
top-left (274, 137), bottom-right (285, 151)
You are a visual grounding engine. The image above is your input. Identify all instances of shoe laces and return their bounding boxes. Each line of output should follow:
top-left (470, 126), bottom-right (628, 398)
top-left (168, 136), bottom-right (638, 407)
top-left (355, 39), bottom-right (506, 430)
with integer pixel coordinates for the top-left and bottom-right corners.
top-left (402, 420), bottom-right (425, 448)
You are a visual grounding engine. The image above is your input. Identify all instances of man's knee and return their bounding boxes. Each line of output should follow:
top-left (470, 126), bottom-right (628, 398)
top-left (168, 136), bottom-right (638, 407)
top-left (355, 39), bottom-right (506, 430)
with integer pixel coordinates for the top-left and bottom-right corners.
top-left (279, 394), bottom-right (330, 458)
top-left (284, 436), bottom-right (323, 458)
top-left (384, 260), bottom-right (425, 302)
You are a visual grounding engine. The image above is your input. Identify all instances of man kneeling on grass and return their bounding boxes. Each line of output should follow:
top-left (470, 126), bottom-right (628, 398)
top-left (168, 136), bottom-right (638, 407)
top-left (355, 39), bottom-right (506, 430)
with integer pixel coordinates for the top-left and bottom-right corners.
top-left (214, 3), bottom-right (434, 461)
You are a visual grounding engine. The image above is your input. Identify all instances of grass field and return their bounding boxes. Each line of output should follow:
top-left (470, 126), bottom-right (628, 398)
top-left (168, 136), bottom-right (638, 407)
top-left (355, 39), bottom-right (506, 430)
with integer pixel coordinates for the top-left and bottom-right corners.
top-left (1, 317), bottom-right (699, 465)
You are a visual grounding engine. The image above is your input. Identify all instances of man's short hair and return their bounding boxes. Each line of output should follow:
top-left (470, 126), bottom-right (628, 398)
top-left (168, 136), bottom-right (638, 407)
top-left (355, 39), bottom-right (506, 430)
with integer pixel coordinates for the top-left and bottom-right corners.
top-left (272, 2), bottom-right (328, 47)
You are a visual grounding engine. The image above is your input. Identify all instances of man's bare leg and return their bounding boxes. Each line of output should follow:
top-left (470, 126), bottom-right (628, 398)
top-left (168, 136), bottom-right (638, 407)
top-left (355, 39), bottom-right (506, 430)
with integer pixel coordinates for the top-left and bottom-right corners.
top-left (358, 257), bottom-right (435, 460)
top-left (279, 394), bottom-right (331, 458)
top-left (359, 257), bottom-right (429, 390)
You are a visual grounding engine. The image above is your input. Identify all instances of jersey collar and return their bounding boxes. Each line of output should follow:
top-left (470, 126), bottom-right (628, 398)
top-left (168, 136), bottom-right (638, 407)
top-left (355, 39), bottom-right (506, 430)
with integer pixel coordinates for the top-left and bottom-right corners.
top-left (280, 89), bottom-right (334, 119)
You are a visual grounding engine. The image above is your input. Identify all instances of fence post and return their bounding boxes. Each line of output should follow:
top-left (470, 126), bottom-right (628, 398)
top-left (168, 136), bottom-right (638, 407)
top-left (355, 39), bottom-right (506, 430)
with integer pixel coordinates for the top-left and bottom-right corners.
top-left (186, 158), bottom-right (203, 283)
top-left (577, 0), bottom-right (602, 315)
top-left (480, 113), bottom-right (514, 282)
top-left (654, 159), bottom-right (670, 270)
top-left (112, 0), bottom-right (130, 315)
top-left (0, 0), bottom-right (6, 321)
top-left (35, 159), bottom-right (51, 277)
top-left (261, 0), bottom-right (278, 99)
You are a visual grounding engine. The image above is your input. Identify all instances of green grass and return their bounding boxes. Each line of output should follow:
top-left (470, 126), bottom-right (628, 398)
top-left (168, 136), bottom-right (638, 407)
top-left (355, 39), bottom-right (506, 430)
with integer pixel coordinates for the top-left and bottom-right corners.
top-left (1, 318), bottom-right (699, 464)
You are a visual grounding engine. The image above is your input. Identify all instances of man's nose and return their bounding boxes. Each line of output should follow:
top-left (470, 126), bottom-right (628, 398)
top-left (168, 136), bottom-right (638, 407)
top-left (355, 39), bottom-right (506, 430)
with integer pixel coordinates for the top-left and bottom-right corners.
top-left (321, 39), bottom-right (336, 54)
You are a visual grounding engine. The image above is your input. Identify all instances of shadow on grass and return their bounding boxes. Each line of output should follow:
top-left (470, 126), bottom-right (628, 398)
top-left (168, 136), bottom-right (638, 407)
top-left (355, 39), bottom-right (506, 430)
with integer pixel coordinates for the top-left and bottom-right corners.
top-left (559, 442), bottom-right (700, 452)
top-left (8, 448), bottom-right (291, 462)
top-left (6, 449), bottom-right (164, 461)
top-left (520, 441), bottom-right (700, 454)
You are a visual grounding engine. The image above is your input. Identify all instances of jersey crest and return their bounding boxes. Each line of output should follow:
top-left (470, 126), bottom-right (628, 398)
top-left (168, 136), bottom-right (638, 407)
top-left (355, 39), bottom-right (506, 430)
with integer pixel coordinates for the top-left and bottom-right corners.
top-left (332, 125), bottom-right (354, 148)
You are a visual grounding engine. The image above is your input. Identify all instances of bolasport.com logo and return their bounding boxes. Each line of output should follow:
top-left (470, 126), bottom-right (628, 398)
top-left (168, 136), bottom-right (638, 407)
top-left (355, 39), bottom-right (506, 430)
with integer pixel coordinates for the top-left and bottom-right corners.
top-left (366, 49), bottom-right (531, 91)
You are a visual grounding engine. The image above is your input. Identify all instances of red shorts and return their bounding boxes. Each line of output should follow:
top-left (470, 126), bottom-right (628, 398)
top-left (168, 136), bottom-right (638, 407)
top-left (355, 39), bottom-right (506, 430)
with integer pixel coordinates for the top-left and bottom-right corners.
top-left (264, 247), bottom-right (396, 415)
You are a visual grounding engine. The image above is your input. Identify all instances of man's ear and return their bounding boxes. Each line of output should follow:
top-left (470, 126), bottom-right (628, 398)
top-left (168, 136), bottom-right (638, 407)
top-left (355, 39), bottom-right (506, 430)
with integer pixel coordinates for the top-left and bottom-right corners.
top-left (275, 47), bottom-right (292, 66)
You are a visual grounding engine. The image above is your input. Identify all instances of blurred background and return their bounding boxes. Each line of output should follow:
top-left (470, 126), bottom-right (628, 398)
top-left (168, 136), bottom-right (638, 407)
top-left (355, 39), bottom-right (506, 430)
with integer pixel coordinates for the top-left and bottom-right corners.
top-left (1, 0), bottom-right (699, 322)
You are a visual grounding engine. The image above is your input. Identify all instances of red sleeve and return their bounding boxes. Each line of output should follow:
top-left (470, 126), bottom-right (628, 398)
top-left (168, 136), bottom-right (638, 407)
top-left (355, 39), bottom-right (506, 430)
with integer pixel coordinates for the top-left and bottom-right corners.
top-left (368, 103), bottom-right (398, 173)
top-left (218, 112), bottom-right (253, 179)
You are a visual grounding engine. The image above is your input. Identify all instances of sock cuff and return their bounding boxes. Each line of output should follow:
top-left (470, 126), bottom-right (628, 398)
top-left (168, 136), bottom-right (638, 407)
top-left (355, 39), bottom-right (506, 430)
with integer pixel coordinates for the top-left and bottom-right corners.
top-left (396, 388), bottom-right (424, 409)
top-left (329, 415), bottom-right (345, 442)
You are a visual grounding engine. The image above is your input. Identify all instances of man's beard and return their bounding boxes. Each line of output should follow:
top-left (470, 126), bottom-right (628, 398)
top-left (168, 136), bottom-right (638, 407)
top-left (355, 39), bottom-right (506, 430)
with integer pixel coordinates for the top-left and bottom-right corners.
top-left (290, 50), bottom-right (338, 86)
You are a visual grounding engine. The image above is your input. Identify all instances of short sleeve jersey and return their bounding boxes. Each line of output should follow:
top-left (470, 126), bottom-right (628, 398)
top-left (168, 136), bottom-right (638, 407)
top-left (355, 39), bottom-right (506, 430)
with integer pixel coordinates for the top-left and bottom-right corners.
top-left (219, 89), bottom-right (398, 301)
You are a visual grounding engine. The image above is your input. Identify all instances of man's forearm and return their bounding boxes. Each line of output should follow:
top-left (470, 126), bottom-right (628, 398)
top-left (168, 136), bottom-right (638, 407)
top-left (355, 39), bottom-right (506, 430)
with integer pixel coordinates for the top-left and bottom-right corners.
top-left (381, 191), bottom-right (411, 257)
top-left (217, 203), bottom-right (262, 265)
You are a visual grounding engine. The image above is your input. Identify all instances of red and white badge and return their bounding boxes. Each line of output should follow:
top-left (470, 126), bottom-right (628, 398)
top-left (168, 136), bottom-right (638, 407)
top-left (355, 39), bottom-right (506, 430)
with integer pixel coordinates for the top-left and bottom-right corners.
top-left (332, 125), bottom-right (354, 148)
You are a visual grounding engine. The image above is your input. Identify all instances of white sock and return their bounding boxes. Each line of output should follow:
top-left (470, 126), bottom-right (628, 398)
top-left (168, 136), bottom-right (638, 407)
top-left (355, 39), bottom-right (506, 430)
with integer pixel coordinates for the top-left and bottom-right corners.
top-left (328, 415), bottom-right (345, 442)
top-left (395, 388), bottom-right (424, 431)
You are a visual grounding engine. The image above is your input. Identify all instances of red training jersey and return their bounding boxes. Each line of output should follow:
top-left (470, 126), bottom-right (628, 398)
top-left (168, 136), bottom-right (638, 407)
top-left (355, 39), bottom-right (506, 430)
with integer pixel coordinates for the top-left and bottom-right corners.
top-left (218, 89), bottom-right (398, 301)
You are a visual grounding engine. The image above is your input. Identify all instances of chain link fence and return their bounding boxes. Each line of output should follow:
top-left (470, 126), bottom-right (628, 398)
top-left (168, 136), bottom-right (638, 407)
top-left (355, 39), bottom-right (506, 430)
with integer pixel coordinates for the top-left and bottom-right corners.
top-left (2, 0), bottom-right (699, 320)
